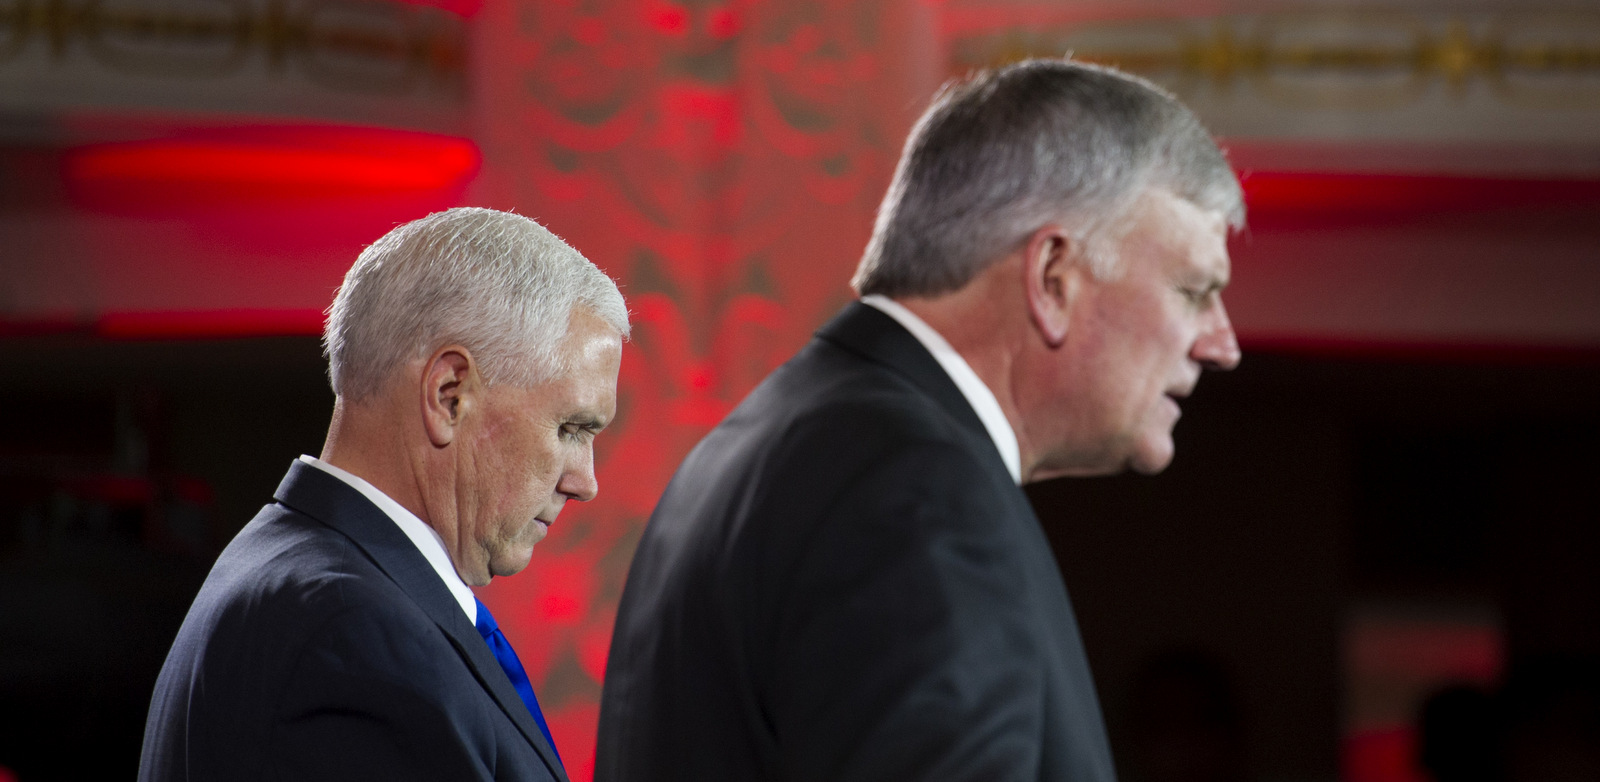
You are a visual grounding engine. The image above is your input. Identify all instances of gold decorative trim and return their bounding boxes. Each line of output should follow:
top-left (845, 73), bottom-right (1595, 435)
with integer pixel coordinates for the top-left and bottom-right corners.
top-left (0, 0), bottom-right (465, 97)
top-left (953, 10), bottom-right (1600, 110)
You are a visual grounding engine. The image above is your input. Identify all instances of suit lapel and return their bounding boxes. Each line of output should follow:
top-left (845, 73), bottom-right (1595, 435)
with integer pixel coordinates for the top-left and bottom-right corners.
top-left (815, 301), bottom-right (995, 447)
top-left (272, 461), bottom-right (570, 782)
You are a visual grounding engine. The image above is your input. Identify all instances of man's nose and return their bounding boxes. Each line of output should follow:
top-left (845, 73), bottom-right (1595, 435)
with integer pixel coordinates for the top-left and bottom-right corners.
top-left (558, 450), bottom-right (599, 502)
top-left (1193, 300), bottom-right (1241, 371)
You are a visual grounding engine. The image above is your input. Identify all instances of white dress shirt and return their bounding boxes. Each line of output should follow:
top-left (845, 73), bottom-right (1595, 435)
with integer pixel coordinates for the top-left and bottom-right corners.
top-left (859, 295), bottom-right (1023, 485)
top-left (298, 455), bottom-right (478, 624)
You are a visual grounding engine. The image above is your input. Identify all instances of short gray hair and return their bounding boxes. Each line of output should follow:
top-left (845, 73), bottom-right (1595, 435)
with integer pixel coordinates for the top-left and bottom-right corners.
top-left (853, 58), bottom-right (1244, 297)
top-left (324, 207), bottom-right (629, 401)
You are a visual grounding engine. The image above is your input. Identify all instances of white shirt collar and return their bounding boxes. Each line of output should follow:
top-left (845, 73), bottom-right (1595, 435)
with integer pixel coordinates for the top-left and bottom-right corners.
top-left (859, 295), bottom-right (1023, 485)
top-left (297, 455), bottom-right (478, 623)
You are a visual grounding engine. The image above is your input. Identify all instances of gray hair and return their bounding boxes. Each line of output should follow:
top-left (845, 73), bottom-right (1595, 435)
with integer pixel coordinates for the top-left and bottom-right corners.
top-left (324, 207), bottom-right (629, 401)
top-left (853, 58), bottom-right (1244, 297)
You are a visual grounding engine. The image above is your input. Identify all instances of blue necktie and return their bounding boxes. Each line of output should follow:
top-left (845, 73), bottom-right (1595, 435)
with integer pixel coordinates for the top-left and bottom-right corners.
top-left (474, 597), bottom-right (562, 765)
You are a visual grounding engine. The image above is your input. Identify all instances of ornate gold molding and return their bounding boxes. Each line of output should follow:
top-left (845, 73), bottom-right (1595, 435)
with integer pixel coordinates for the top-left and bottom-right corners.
top-left (0, 0), bottom-right (464, 97)
top-left (953, 10), bottom-right (1600, 110)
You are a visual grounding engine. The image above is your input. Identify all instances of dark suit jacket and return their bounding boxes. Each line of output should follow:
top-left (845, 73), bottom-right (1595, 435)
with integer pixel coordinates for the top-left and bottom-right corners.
top-left (139, 460), bottom-right (567, 782)
top-left (597, 303), bottom-right (1116, 781)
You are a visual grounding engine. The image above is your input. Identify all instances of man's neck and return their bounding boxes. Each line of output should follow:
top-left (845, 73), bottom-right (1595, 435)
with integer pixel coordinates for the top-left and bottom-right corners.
top-left (320, 397), bottom-right (431, 528)
top-left (878, 293), bottom-right (1022, 482)
top-left (890, 266), bottom-right (1040, 481)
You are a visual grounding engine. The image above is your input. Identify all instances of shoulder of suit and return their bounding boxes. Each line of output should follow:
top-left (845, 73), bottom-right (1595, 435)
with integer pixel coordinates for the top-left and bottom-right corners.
top-left (741, 346), bottom-right (969, 440)
top-left (690, 340), bottom-right (1009, 499)
top-left (196, 518), bottom-right (470, 705)
top-left (733, 399), bottom-right (1013, 534)
top-left (194, 501), bottom-right (433, 650)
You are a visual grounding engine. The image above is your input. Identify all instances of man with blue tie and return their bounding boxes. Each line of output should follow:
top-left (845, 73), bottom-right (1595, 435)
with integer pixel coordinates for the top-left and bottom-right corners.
top-left (139, 207), bottom-right (628, 782)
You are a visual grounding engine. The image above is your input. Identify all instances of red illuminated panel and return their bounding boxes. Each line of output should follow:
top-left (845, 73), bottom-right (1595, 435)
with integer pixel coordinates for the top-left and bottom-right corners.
top-left (96, 309), bottom-right (326, 340)
top-left (391, 0), bottom-right (480, 16)
top-left (1344, 728), bottom-right (1426, 782)
top-left (1242, 172), bottom-right (1600, 223)
top-left (65, 126), bottom-right (480, 204)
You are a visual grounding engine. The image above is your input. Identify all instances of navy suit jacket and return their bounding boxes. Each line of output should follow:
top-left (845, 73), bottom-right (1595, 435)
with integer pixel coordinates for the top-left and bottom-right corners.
top-left (139, 460), bottom-right (567, 782)
top-left (597, 303), bottom-right (1117, 781)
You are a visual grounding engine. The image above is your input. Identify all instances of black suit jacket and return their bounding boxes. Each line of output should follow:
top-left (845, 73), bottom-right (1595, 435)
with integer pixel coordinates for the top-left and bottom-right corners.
top-left (597, 303), bottom-right (1116, 781)
top-left (139, 460), bottom-right (567, 782)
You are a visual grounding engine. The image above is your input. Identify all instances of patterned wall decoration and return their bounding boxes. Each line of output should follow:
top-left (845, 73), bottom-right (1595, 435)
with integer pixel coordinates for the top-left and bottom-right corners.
top-left (472, 1), bottom-right (928, 777)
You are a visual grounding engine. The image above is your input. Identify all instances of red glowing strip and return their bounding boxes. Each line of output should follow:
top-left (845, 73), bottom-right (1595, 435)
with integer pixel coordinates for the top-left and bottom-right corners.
top-left (66, 128), bottom-right (480, 194)
top-left (74, 142), bottom-right (475, 190)
top-left (388, 0), bottom-right (479, 16)
top-left (1242, 172), bottom-right (1600, 217)
top-left (95, 309), bottom-right (326, 340)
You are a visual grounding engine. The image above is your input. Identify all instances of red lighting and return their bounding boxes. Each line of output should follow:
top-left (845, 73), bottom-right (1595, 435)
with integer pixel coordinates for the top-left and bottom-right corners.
top-left (686, 365), bottom-right (715, 391)
top-left (1344, 728), bottom-right (1426, 782)
top-left (648, 4), bottom-right (689, 34)
top-left (65, 126), bottom-right (480, 202)
top-left (1242, 172), bottom-right (1600, 224)
top-left (390, 0), bottom-right (480, 16)
top-left (538, 593), bottom-right (584, 622)
top-left (96, 309), bottom-right (326, 340)
top-left (573, 17), bottom-right (609, 46)
top-left (709, 9), bottom-right (741, 39)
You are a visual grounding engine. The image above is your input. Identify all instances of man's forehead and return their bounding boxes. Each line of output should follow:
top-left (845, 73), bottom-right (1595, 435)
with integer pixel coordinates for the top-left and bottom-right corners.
top-left (1128, 189), bottom-right (1232, 277)
top-left (562, 309), bottom-right (625, 356)
top-left (1200, 235), bottom-right (1231, 287)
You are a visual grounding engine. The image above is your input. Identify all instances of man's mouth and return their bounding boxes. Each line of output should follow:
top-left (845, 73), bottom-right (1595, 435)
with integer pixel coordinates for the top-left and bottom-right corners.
top-left (1168, 380), bottom-right (1197, 400)
top-left (1166, 381), bottom-right (1197, 405)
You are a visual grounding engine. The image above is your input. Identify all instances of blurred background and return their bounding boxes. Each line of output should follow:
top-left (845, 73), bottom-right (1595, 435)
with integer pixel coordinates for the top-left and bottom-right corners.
top-left (2, 0), bottom-right (1599, 780)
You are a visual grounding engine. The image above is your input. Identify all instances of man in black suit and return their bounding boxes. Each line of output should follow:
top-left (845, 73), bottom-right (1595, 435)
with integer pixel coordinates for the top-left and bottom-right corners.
top-left (597, 59), bottom-right (1244, 780)
top-left (139, 208), bottom-right (628, 781)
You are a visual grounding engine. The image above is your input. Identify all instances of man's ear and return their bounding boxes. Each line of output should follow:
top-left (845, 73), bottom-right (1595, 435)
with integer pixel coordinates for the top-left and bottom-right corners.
top-left (1023, 225), bottom-right (1086, 348)
top-left (421, 346), bottom-right (477, 448)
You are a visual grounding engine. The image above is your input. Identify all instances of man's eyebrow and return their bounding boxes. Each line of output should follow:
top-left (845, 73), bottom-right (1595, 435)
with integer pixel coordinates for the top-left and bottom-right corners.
top-left (566, 414), bottom-right (608, 431)
top-left (1198, 264), bottom-right (1230, 291)
top-left (1181, 270), bottom-right (1229, 293)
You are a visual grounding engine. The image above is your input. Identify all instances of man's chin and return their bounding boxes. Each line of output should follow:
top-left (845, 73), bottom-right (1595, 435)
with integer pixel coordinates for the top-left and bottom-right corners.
top-left (1029, 463), bottom-right (1115, 483)
top-left (488, 543), bottom-right (539, 579)
top-left (1127, 440), bottom-right (1176, 475)
top-left (1027, 440), bottom-right (1160, 482)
